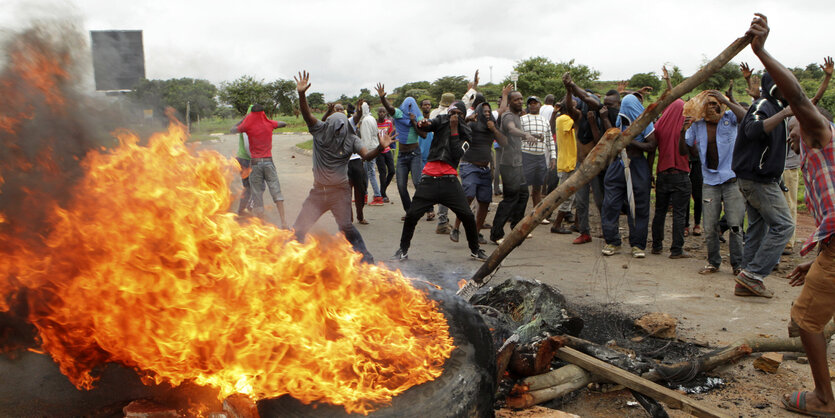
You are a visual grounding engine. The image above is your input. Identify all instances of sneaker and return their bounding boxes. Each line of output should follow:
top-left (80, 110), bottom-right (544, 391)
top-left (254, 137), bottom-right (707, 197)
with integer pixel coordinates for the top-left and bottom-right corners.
top-left (470, 248), bottom-right (488, 261)
top-left (573, 234), bottom-right (592, 244)
top-left (734, 271), bottom-right (774, 298)
top-left (541, 219), bottom-right (551, 225)
top-left (450, 229), bottom-right (460, 243)
top-left (550, 225), bottom-right (572, 234)
top-left (734, 283), bottom-right (756, 297)
top-left (491, 237), bottom-right (504, 245)
top-left (478, 233), bottom-right (487, 245)
top-left (601, 244), bottom-right (621, 256)
top-left (383, 196), bottom-right (390, 203)
top-left (669, 251), bottom-right (693, 259)
top-left (631, 247), bottom-right (646, 258)
top-left (369, 196), bottom-right (385, 206)
top-left (391, 248), bottom-right (408, 261)
top-left (651, 247), bottom-right (663, 255)
top-left (782, 245), bottom-right (793, 255)
top-left (436, 222), bottom-right (453, 234)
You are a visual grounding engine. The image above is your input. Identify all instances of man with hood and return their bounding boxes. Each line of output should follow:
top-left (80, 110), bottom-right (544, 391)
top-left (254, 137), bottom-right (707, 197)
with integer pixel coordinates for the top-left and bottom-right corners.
top-left (229, 103), bottom-right (288, 227)
top-left (376, 84), bottom-right (423, 217)
top-left (392, 101), bottom-right (488, 261)
top-left (731, 70), bottom-right (795, 298)
top-left (358, 102), bottom-right (384, 206)
top-left (292, 72), bottom-right (393, 263)
top-left (600, 94), bottom-right (657, 258)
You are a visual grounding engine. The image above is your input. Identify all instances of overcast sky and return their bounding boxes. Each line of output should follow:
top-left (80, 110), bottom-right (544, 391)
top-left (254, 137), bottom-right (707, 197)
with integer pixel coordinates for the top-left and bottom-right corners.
top-left (2, 0), bottom-right (834, 100)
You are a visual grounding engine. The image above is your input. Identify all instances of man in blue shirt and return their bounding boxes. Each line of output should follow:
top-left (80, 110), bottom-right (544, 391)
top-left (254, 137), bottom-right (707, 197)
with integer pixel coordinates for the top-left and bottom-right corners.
top-left (682, 91), bottom-right (747, 285)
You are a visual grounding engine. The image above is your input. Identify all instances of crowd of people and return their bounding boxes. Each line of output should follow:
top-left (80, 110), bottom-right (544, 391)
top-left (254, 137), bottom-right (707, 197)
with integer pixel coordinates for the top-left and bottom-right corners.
top-left (227, 15), bottom-right (835, 415)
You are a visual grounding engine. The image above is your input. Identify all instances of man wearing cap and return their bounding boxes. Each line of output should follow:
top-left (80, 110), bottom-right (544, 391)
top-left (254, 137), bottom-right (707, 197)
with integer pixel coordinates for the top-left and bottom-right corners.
top-left (431, 93), bottom-right (456, 119)
top-left (520, 96), bottom-right (556, 210)
top-left (292, 71), bottom-right (392, 264)
top-left (229, 103), bottom-right (288, 227)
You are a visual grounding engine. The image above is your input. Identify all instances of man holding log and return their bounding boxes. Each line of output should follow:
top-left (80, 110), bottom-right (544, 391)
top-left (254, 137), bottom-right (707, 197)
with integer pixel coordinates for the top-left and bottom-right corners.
top-left (745, 13), bottom-right (835, 416)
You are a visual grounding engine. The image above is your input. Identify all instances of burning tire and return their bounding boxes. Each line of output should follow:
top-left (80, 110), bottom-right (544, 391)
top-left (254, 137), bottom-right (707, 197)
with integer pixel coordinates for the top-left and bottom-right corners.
top-left (257, 286), bottom-right (496, 417)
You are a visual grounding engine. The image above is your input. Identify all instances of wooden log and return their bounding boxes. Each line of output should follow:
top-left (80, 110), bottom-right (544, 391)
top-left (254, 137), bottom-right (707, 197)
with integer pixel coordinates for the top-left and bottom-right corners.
top-left (461, 34), bottom-right (753, 293)
top-left (556, 347), bottom-right (731, 418)
top-left (511, 364), bottom-right (594, 394)
top-left (509, 336), bottom-right (564, 377)
top-left (506, 376), bottom-right (593, 410)
top-left (496, 334), bottom-right (519, 384)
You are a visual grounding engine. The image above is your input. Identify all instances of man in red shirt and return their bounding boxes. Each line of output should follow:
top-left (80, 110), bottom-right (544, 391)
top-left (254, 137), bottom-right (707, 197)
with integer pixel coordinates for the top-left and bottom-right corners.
top-left (392, 101), bottom-right (487, 261)
top-left (230, 104), bottom-right (288, 227)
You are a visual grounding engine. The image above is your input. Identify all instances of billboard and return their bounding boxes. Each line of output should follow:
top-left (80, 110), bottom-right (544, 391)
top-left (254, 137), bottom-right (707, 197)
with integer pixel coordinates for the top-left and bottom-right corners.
top-left (90, 30), bottom-right (145, 91)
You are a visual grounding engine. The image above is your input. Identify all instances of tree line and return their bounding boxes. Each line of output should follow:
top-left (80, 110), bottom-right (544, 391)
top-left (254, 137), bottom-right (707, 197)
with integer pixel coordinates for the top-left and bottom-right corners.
top-left (128, 56), bottom-right (835, 121)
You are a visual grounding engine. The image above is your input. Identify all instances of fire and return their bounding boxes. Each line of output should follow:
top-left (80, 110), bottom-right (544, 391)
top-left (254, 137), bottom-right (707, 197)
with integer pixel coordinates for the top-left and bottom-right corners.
top-left (0, 28), bottom-right (455, 415)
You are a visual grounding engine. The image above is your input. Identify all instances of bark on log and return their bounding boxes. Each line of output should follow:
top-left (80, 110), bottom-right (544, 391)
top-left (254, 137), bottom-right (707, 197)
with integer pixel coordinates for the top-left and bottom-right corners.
top-left (512, 364), bottom-right (594, 394)
top-left (463, 34), bottom-right (753, 290)
top-left (509, 336), bottom-right (564, 377)
top-left (506, 374), bottom-right (593, 409)
top-left (496, 333), bottom-right (519, 383)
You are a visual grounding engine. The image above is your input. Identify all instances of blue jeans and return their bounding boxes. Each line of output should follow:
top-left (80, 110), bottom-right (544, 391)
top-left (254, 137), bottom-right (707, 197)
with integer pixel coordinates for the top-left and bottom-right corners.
top-left (575, 164), bottom-right (604, 235)
top-left (601, 155), bottom-right (651, 249)
top-left (396, 147), bottom-right (423, 212)
top-left (738, 178), bottom-right (794, 278)
top-left (364, 161), bottom-right (381, 197)
top-left (702, 180), bottom-right (745, 269)
top-left (292, 182), bottom-right (373, 263)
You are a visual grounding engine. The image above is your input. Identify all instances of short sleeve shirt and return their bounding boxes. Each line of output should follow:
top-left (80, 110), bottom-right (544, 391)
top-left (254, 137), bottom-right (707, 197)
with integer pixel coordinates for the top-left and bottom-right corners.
top-left (556, 115), bottom-right (577, 173)
top-left (685, 111), bottom-right (738, 186)
top-left (500, 112), bottom-right (524, 167)
top-left (393, 108), bottom-right (422, 145)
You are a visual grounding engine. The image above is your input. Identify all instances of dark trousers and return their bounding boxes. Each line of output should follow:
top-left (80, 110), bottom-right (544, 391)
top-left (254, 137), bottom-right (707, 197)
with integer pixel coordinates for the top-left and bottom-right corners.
top-left (490, 164), bottom-right (530, 242)
top-left (396, 148), bottom-right (423, 212)
top-left (293, 182), bottom-right (373, 263)
top-left (348, 158), bottom-right (367, 220)
top-left (375, 152), bottom-right (395, 198)
top-left (651, 171), bottom-right (692, 255)
top-left (575, 164), bottom-right (605, 235)
top-left (400, 176), bottom-right (480, 253)
top-left (601, 155), bottom-right (651, 249)
top-left (687, 159), bottom-right (703, 227)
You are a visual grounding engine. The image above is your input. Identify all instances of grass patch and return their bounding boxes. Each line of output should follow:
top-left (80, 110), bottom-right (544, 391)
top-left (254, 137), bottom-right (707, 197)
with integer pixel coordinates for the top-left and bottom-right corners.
top-left (186, 113), bottom-right (324, 142)
top-left (297, 139), bottom-right (313, 150)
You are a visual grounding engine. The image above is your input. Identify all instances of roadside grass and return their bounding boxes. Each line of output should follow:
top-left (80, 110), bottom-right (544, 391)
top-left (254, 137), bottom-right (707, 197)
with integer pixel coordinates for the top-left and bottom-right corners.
top-left (188, 113), bottom-right (323, 142)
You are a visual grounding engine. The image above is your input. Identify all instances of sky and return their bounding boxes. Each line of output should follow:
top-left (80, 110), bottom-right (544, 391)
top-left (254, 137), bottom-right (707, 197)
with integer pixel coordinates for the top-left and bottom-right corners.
top-left (2, 0), bottom-right (834, 100)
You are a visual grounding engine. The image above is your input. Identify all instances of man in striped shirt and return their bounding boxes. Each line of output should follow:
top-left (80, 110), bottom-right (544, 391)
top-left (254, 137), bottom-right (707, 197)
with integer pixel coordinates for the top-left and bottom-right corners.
top-left (520, 96), bottom-right (556, 210)
top-left (745, 14), bottom-right (835, 416)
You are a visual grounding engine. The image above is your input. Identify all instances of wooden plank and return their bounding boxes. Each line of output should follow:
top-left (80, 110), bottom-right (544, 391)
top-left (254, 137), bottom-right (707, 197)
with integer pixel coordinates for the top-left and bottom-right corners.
top-left (556, 347), bottom-right (730, 418)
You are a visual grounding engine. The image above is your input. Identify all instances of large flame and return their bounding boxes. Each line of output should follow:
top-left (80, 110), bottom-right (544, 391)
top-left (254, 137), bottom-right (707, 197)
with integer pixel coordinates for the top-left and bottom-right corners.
top-left (0, 26), bottom-right (454, 415)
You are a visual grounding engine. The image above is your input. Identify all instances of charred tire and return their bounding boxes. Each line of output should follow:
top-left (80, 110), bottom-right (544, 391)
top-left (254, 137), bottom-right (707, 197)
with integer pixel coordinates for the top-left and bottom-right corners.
top-left (257, 286), bottom-right (496, 418)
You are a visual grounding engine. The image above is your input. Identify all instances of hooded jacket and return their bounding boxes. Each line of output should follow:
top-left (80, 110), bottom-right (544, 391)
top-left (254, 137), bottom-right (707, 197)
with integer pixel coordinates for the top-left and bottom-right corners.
top-left (421, 101), bottom-right (472, 169)
top-left (732, 72), bottom-right (789, 183)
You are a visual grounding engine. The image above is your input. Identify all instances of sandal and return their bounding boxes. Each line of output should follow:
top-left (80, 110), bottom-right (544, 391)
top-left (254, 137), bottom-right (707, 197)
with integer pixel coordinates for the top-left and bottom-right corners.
top-left (358, 219), bottom-right (369, 225)
top-left (426, 212), bottom-right (435, 221)
top-left (693, 225), bottom-right (702, 236)
top-left (699, 265), bottom-right (719, 275)
top-left (782, 391), bottom-right (835, 417)
top-left (683, 227), bottom-right (690, 237)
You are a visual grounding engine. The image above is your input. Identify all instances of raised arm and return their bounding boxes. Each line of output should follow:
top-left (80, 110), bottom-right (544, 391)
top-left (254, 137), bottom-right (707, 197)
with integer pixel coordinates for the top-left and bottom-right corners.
top-left (565, 77), bottom-right (601, 110)
top-left (741, 62), bottom-right (761, 101)
top-left (497, 83), bottom-right (512, 117)
top-left (679, 116), bottom-right (695, 156)
top-left (561, 72), bottom-right (581, 121)
top-left (358, 129), bottom-right (394, 161)
top-left (294, 71), bottom-right (318, 128)
top-left (375, 83), bottom-right (397, 116)
top-left (321, 103), bottom-right (335, 121)
top-left (662, 66), bottom-right (673, 91)
top-left (748, 13), bottom-right (829, 146)
top-left (708, 90), bottom-right (746, 121)
top-left (811, 56), bottom-right (833, 105)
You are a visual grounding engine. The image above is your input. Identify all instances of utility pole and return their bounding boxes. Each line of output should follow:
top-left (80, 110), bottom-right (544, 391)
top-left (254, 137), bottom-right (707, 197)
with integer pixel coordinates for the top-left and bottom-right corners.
top-left (489, 66), bottom-right (493, 84)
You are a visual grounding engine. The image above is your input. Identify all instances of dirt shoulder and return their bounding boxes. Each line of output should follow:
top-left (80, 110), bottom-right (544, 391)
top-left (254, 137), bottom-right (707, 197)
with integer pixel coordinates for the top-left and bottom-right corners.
top-left (202, 134), bottom-right (828, 417)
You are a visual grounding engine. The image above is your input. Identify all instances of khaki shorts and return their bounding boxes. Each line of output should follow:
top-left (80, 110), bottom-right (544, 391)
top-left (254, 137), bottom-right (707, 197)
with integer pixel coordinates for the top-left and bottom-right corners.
top-left (791, 238), bottom-right (835, 333)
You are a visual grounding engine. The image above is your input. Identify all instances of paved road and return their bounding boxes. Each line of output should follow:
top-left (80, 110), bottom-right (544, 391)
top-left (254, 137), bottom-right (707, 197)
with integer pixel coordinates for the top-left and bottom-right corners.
top-left (201, 133), bottom-right (811, 347)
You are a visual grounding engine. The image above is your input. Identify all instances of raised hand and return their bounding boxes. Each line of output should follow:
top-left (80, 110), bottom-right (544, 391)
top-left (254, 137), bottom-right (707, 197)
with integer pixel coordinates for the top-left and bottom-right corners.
top-left (746, 13), bottom-right (769, 54)
top-left (617, 80), bottom-right (627, 94)
top-left (375, 82), bottom-right (387, 98)
top-left (740, 62), bottom-right (753, 79)
top-left (726, 79), bottom-right (735, 100)
top-left (662, 66), bottom-right (670, 81)
top-left (821, 56), bottom-right (834, 77)
top-left (562, 71), bottom-right (573, 86)
top-left (294, 71), bottom-right (311, 94)
top-left (378, 129), bottom-right (394, 149)
top-left (501, 82), bottom-right (513, 96)
top-left (326, 102), bottom-right (335, 113)
top-left (638, 86), bottom-right (654, 96)
top-left (747, 75), bottom-right (761, 98)
top-left (469, 69), bottom-right (480, 90)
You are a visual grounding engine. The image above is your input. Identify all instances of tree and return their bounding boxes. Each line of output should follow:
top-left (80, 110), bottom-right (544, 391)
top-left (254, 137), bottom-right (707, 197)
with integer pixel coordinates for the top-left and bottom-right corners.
top-left (219, 76), bottom-right (274, 116)
top-left (394, 81), bottom-right (430, 96)
top-left (504, 57), bottom-right (600, 100)
top-left (429, 75), bottom-right (468, 100)
top-left (130, 77), bottom-right (218, 122)
top-left (307, 92), bottom-right (325, 109)
top-left (628, 72), bottom-right (661, 93)
top-left (700, 61), bottom-right (742, 90)
top-left (269, 79), bottom-right (298, 116)
top-left (668, 66), bottom-right (685, 86)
